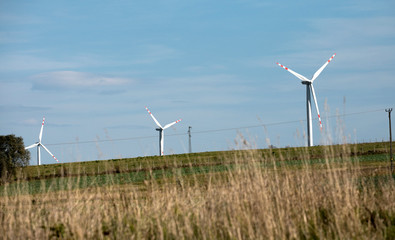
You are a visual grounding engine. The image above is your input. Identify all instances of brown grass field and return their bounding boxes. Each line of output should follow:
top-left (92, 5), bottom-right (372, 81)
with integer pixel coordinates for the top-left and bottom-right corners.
top-left (0, 142), bottom-right (394, 239)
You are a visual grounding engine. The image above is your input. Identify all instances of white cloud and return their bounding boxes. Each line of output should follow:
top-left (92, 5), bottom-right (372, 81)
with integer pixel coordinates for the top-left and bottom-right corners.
top-left (132, 44), bottom-right (180, 64)
top-left (20, 118), bottom-right (40, 126)
top-left (0, 51), bottom-right (125, 73)
top-left (0, 31), bottom-right (29, 44)
top-left (185, 64), bottom-right (227, 73)
top-left (135, 74), bottom-right (255, 108)
top-left (0, 54), bottom-right (76, 72)
top-left (0, 105), bottom-right (50, 113)
top-left (32, 71), bottom-right (132, 90)
top-left (0, 13), bottom-right (43, 25)
top-left (303, 16), bottom-right (395, 49)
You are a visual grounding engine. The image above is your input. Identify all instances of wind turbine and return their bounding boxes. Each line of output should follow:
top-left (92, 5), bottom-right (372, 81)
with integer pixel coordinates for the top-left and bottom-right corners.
top-left (25, 117), bottom-right (59, 165)
top-left (276, 53), bottom-right (336, 147)
top-left (145, 107), bottom-right (182, 156)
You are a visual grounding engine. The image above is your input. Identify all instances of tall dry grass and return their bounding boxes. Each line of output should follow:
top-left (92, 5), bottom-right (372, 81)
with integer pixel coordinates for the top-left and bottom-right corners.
top-left (0, 145), bottom-right (394, 239)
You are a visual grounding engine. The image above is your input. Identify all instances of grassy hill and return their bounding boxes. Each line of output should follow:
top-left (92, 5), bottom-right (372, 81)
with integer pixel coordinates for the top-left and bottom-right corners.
top-left (19, 141), bottom-right (391, 181)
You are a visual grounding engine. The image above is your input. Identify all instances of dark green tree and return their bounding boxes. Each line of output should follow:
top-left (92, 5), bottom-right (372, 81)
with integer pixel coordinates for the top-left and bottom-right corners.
top-left (0, 135), bottom-right (30, 182)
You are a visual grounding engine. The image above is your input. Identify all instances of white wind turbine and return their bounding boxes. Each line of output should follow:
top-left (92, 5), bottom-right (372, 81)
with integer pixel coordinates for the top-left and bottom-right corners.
top-left (277, 53), bottom-right (336, 147)
top-left (25, 117), bottom-right (59, 165)
top-left (145, 107), bottom-right (182, 156)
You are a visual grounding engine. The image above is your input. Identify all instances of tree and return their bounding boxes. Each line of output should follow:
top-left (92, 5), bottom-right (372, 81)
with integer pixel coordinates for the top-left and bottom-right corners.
top-left (0, 135), bottom-right (30, 182)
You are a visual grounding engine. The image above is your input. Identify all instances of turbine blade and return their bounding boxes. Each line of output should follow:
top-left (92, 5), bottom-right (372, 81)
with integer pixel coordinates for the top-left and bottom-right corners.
top-left (145, 107), bottom-right (162, 128)
top-left (276, 62), bottom-right (311, 82)
top-left (39, 117), bottom-right (45, 142)
top-left (40, 144), bottom-right (59, 163)
top-left (311, 53), bottom-right (336, 82)
top-left (163, 119), bottom-right (182, 130)
top-left (310, 85), bottom-right (322, 130)
top-left (25, 143), bottom-right (39, 149)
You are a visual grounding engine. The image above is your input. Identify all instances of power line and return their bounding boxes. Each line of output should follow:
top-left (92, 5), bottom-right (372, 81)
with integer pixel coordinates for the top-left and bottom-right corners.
top-left (46, 135), bottom-right (159, 146)
top-left (46, 108), bottom-right (386, 146)
top-left (188, 108), bottom-right (386, 135)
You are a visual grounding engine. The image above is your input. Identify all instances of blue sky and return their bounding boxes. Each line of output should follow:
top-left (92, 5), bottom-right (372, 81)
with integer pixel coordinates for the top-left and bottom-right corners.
top-left (1, 0), bottom-right (394, 165)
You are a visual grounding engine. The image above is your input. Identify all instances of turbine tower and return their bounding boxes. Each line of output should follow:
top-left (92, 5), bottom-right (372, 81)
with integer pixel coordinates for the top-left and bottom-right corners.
top-left (145, 107), bottom-right (182, 156)
top-left (25, 117), bottom-right (59, 165)
top-left (277, 53), bottom-right (336, 147)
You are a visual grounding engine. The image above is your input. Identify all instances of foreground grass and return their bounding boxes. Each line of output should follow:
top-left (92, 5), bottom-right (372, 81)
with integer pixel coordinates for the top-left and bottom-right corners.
top-left (1, 143), bottom-right (394, 239)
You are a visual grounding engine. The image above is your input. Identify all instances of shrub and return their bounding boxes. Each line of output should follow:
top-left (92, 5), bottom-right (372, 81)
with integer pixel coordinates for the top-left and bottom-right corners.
top-left (0, 135), bottom-right (30, 183)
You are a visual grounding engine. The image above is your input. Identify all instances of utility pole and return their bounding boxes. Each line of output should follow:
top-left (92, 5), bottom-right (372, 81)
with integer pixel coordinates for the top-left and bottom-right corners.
top-left (386, 108), bottom-right (393, 173)
top-left (188, 126), bottom-right (192, 153)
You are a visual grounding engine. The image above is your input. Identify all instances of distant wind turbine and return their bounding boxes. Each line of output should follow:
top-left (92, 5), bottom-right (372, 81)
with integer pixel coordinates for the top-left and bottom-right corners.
top-left (145, 107), bottom-right (182, 156)
top-left (277, 53), bottom-right (336, 147)
top-left (25, 117), bottom-right (59, 165)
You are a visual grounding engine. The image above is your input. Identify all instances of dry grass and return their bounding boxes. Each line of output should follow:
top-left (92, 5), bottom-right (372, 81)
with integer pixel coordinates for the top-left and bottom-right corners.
top-left (1, 145), bottom-right (395, 239)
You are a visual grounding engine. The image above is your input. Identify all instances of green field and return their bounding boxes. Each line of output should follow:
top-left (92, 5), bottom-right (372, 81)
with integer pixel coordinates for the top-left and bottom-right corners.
top-left (1, 142), bottom-right (394, 239)
top-left (1, 142), bottom-right (393, 195)
top-left (1, 141), bottom-right (392, 195)
top-left (11, 141), bottom-right (393, 179)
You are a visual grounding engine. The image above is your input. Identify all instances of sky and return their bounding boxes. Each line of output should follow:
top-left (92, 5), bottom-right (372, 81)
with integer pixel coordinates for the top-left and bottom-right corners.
top-left (1, 0), bottom-right (394, 165)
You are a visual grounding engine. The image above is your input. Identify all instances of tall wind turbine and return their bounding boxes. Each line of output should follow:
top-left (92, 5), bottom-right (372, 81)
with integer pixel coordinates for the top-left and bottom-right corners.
top-left (277, 53), bottom-right (336, 147)
top-left (145, 107), bottom-right (182, 156)
top-left (25, 117), bottom-right (59, 165)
